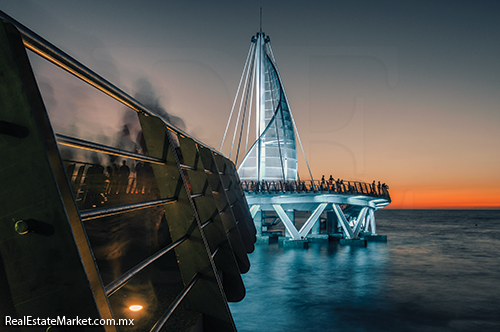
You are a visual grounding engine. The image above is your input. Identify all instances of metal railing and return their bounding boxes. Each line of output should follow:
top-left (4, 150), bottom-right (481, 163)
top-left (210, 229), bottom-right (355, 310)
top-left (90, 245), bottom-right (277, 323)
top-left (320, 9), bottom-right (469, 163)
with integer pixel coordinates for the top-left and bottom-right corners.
top-left (1, 10), bottom-right (239, 331)
top-left (105, 234), bottom-right (190, 296)
top-left (150, 273), bottom-right (201, 332)
top-left (0, 10), bottom-right (222, 157)
top-left (241, 179), bottom-right (391, 200)
top-left (56, 134), bottom-right (166, 165)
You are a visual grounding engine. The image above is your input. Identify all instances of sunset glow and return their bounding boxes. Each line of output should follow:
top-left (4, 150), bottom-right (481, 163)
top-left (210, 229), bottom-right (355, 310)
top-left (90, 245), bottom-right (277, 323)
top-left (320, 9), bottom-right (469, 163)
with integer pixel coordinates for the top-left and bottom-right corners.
top-left (3, 1), bottom-right (499, 210)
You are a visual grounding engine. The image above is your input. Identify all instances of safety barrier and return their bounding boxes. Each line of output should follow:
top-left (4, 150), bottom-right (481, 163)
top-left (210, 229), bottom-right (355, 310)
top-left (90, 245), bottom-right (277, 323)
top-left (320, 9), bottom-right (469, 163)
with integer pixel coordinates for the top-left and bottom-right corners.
top-left (0, 11), bottom-right (255, 332)
top-left (241, 180), bottom-right (391, 200)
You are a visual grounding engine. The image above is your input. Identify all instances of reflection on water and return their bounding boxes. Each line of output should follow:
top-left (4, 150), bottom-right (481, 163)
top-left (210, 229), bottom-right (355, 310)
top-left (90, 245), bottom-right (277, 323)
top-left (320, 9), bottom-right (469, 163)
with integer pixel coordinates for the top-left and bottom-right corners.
top-left (230, 243), bottom-right (390, 332)
top-left (230, 210), bottom-right (500, 332)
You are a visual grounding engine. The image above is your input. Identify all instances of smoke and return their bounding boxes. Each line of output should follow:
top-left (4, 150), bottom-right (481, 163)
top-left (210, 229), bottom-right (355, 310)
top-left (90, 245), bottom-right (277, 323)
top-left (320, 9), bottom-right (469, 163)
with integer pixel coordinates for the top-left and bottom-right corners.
top-left (133, 78), bottom-right (186, 131)
top-left (33, 52), bottom-right (187, 167)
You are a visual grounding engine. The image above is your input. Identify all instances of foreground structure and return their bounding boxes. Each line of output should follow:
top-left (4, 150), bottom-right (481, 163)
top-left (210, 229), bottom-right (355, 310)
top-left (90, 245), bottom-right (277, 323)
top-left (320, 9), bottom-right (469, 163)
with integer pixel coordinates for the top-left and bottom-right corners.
top-left (0, 12), bottom-right (255, 332)
top-left (221, 30), bottom-right (391, 247)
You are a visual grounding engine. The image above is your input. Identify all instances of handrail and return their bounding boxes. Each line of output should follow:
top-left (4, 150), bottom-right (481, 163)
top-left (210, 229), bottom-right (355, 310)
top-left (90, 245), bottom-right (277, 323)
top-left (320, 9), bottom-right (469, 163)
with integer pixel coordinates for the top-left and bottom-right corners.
top-left (80, 198), bottom-right (176, 221)
top-left (0, 10), bottom-right (225, 159)
top-left (56, 134), bottom-right (165, 165)
top-left (240, 179), bottom-right (391, 200)
top-left (0, 11), bottom-right (247, 330)
top-left (150, 273), bottom-right (201, 332)
top-left (105, 234), bottom-right (189, 296)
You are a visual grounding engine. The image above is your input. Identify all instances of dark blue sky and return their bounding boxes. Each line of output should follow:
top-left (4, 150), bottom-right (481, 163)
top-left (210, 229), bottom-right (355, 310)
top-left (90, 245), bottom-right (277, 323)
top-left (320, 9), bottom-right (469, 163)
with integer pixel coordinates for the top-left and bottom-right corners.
top-left (2, 0), bottom-right (500, 207)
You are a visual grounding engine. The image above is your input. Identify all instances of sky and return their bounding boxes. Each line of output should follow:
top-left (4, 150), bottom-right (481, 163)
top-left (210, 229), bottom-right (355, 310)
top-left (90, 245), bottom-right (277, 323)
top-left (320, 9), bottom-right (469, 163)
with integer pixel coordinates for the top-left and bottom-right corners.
top-left (1, 0), bottom-right (500, 209)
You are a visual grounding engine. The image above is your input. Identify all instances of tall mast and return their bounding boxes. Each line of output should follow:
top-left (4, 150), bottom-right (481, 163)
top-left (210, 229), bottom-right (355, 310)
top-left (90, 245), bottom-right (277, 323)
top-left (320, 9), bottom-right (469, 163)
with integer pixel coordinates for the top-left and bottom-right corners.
top-left (255, 32), bottom-right (266, 180)
top-left (260, 7), bottom-right (262, 32)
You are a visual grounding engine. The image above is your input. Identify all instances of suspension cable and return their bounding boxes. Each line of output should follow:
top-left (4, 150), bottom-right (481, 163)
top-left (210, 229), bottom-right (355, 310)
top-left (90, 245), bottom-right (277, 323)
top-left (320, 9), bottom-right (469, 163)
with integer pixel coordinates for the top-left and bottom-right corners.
top-left (220, 42), bottom-right (255, 151)
top-left (229, 43), bottom-right (256, 159)
top-left (244, 62), bottom-right (256, 154)
top-left (235, 55), bottom-right (255, 165)
top-left (268, 44), bottom-right (316, 188)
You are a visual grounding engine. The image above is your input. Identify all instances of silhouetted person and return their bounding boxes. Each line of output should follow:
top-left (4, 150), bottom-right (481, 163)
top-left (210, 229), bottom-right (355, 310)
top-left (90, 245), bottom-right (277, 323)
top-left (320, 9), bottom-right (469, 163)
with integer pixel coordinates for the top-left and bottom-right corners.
top-left (328, 175), bottom-right (333, 191)
top-left (378, 181), bottom-right (381, 195)
top-left (372, 181), bottom-right (376, 195)
top-left (110, 163), bottom-right (119, 194)
top-left (142, 162), bottom-right (155, 195)
top-left (135, 162), bottom-right (145, 194)
top-left (382, 183), bottom-right (389, 196)
top-left (119, 161), bottom-right (130, 194)
top-left (84, 163), bottom-right (105, 208)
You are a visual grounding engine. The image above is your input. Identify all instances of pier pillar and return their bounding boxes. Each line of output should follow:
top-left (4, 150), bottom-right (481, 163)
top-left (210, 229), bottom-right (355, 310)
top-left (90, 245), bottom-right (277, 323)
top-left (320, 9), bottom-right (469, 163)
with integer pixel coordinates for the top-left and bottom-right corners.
top-left (280, 238), bottom-right (309, 248)
top-left (369, 208), bottom-right (377, 235)
top-left (311, 211), bottom-right (320, 235)
top-left (285, 209), bottom-right (295, 238)
top-left (254, 210), bottom-right (263, 236)
top-left (326, 210), bottom-right (337, 235)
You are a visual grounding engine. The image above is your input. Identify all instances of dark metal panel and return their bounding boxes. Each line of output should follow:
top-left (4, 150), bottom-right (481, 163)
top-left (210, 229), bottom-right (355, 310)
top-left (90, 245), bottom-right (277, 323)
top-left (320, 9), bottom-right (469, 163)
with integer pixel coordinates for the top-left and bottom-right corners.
top-left (138, 114), bottom-right (237, 331)
top-left (177, 135), bottom-right (246, 302)
top-left (0, 20), bottom-right (113, 331)
top-left (106, 242), bottom-right (187, 332)
top-left (213, 154), bottom-right (256, 254)
top-left (198, 146), bottom-right (251, 274)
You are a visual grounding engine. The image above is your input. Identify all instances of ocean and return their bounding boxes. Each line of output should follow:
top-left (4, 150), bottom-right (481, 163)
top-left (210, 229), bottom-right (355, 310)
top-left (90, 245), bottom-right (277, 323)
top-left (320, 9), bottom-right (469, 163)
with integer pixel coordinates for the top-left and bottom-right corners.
top-left (229, 210), bottom-right (500, 332)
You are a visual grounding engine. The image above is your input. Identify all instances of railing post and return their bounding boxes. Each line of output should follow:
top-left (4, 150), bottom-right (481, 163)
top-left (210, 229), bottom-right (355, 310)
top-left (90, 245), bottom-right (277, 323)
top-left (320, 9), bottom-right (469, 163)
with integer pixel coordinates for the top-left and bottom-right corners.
top-left (0, 20), bottom-right (114, 331)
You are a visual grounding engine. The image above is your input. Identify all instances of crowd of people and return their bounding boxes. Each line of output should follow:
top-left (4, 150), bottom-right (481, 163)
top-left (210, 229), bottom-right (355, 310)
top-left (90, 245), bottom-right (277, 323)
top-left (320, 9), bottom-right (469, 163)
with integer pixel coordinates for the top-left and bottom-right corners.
top-left (68, 155), bottom-right (391, 210)
top-left (241, 175), bottom-right (390, 198)
top-left (66, 159), bottom-right (157, 209)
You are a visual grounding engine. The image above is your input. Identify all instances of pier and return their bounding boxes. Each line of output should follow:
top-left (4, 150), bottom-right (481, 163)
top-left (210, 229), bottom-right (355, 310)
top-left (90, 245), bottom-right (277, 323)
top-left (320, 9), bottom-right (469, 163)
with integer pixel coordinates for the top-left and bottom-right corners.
top-left (1, 10), bottom-right (391, 332)
top-left (221, 31), bottom-right (391, 247)
top-left (243, 179), bottom-right (390, 247)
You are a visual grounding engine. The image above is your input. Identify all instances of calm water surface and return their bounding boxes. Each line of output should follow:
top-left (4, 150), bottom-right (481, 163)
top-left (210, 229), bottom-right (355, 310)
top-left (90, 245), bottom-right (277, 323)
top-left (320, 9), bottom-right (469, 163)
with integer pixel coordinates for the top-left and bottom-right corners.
top-left (229, 210), bottom-right (500, 332)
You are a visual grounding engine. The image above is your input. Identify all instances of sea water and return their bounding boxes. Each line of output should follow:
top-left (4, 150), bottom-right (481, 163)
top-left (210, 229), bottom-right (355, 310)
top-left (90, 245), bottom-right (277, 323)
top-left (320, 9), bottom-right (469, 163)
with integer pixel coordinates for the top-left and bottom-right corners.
top-left (229, 210), bottom-right (500, 332)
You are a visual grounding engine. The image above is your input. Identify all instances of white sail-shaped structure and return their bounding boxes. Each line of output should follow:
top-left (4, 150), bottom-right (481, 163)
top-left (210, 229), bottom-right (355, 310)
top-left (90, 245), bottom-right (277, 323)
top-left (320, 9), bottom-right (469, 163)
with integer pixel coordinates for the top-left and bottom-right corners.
top-left (222, 30), bottom-right (391, 246)
top-left (221, 32), bottom-right (300, 182)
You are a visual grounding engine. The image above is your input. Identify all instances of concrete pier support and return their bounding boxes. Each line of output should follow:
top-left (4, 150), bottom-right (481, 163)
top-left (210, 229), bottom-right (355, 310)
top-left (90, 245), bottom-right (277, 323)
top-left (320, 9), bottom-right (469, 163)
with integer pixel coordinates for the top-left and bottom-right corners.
top-left (279, 237), bottom-right (309, 248)
top-left (311, 211), bottom-right (320, 235)
top-left (247, 199), bottom-right (387, 247)
top-left (285, 209), bottom-right (295, 238)
top-left (307, 234), bottom-right (329, 242)
top-left (340, 238), bottom-right (367, 246)
top-left (253, 209), bottom-right (263, 236)
top-left (361, 232), bottom-right (387, 242)
top-left (369, 208), bottom-right (377, 235)
top-left (273, 204), bottom-right (301, 240)
top-left (326, 211), bottom-right (334, 234)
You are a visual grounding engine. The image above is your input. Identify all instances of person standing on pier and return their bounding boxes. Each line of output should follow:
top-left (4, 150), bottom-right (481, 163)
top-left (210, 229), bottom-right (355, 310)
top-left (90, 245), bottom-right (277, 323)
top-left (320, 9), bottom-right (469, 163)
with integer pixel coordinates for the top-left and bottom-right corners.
top-left (328, 175), bottom-right (334, 191)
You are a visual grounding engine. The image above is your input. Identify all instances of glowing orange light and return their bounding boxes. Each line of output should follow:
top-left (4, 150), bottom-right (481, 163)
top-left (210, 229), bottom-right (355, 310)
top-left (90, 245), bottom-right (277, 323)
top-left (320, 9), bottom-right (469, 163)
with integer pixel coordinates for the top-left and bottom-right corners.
top-left (129, 305), bottom-right (143, 311)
